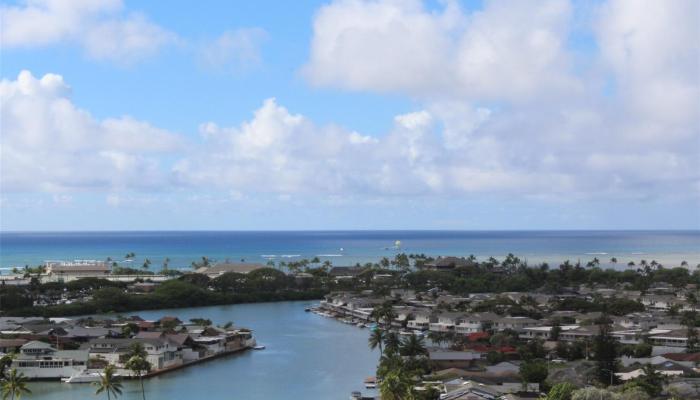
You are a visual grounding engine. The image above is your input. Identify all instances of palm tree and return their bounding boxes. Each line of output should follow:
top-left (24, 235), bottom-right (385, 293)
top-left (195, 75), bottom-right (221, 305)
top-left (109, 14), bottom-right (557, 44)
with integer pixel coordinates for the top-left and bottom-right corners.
top-left (384, 331), bottom-right (401, 356)
top-left (368, 328), bottom-right (386, 356)
top-left (1, 369), bottom-right (31, 400)
top-left (400, 334), bottom-right (427, 357)
top-left (162, 257), bottom-right (170, 273)
top-left (93, 365), bottom-right (122, 400)
top-left (610, 257), bottom-right (617, 265)
top-left (379, 369), bottom-right (413, 400)
top-left (142, 259), bottom-right (151, 271)
top-left (125, 355), bottom-right (152, 400)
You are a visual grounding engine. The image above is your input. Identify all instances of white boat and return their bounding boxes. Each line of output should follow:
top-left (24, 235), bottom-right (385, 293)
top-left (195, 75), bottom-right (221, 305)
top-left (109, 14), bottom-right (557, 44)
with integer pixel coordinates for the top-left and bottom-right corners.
top-left (62, 372), bottom-right (114, 384)
top-left (253, 345), bottom-right (265, 350)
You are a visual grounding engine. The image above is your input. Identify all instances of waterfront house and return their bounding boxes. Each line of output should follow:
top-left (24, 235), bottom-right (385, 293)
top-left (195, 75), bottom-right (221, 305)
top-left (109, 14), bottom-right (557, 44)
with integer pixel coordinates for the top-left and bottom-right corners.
top-left (429, 312), bottom-right (468, 333)
top-left (86, 338), bottom-right (182, 371)
top-left (12, 341), bottom-right (88, 379)
top-left (407, 310), bottom-right (437, 331)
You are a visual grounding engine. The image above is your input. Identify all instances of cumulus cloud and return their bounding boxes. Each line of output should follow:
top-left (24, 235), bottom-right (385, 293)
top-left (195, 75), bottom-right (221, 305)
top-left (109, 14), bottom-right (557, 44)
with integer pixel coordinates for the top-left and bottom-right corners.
top-left (0, 70), bottom-right (183, 192)
top-left (1, 0), bottom-right (176, 63)
top-left (299, 0), bottom-right (699, 200)
top-left (303, 0), bottom-right (581, 101)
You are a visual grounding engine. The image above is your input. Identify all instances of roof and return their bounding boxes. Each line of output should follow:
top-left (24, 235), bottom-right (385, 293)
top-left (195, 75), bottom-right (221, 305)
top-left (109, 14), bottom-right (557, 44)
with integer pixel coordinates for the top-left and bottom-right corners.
top-left (197, 263), bottom-right (265, 275)
top-left (0, 339), bottom-right (28, 348)
top-left (47, 262), bottom-right (110, 273)
top-left (21, 340), bottom-right (54, 350)
top-left (663, 352), bottom-right (700, 362)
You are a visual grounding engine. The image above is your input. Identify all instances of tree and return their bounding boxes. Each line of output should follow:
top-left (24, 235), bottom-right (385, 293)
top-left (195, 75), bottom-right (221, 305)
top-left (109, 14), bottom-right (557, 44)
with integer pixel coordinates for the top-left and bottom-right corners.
top-left (1, 369), bottom-right (31, 400)
top-left (369, 328), bottom-right (386, 356)
top-left (379, 369), bottom-right (413, 400)
top-left (519, 360), bottom-right (548, 386)
top-left (384, 331), bottom-right (401, 356)
top-left (400, 334), bottom-right (427, 358)
top-left (571, 387), bottom-right (618, 400)
top-left (593, 321), bottom-right (618, 386)
top-left (142, 259), bottom-right (151, 272)
top-left (631, 364), bottom-right (666, 397)
top-left (0, 354), bottom-right (14, 380)
top-left (125, 355), bottom-right (152, 400)
top-left (161, 258), bottom-right (170, 273)
top-left (550, 322), bottom-right (562, 341)
top-left (93, 365), bottom-right (123, 400)
top-left (684, 311), bottom-right (699, 353)
top-left (544, 382), bottom-right (576, 400)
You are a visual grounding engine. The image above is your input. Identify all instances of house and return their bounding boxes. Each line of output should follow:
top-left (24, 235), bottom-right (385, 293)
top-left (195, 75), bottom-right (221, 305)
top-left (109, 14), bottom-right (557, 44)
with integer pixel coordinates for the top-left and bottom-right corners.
top-left (407, 310), bottom-right (437, 331)
top-left (519, 325), bottom-right (580, 340)
top-left (493, 317), bottom-right (538, 332)
top-left (86, 338), bottom-right (182, 371)
top-left (12, 341), bottom-right (88, 379)
top-left (455, 313), bottom-right (498, 334)
top-left (430, 313), bottom-right (468, 333)
top-left (45, 260), bottom-right (111, 282)
top-left (647, 328), bottom-right (689, 348)
top-left (196, 262), bottom-right (265, 278)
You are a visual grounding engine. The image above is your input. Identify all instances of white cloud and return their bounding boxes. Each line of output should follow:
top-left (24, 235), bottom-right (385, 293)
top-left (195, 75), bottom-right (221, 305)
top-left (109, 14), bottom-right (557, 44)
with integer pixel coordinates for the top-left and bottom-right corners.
top-left (1, 0), bottom-right (175, 64)
top-left (0, 70), bottom-right (182, 192)
top-left (303, 0), bottom-right (581, 101)
top-left (198, 28), bottom-right (268, 72)
top-left (595, 0), bottom-right (699, 142)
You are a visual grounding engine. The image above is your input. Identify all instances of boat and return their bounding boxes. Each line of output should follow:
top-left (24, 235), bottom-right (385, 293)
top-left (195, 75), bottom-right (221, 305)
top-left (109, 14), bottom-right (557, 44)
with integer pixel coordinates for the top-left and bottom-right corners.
top-left (62, 372), bottom-right (113, 384)
top-left (364, 376), bottom-right (377, 389)
top-left (253, 345), bottom-right (266, 350)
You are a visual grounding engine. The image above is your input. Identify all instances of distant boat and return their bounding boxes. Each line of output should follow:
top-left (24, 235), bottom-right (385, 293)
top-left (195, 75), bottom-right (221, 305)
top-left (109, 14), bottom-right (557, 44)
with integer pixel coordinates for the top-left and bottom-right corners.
top-left (394, 240), bottom-right (402, 249)
top-left (253, 345), bottom-right (266, 350)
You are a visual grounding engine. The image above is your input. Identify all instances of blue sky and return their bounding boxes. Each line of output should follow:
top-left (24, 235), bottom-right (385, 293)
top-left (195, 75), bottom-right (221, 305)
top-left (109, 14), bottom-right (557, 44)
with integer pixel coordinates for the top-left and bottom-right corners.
top-left (1, 0), bottom-right (698, 230)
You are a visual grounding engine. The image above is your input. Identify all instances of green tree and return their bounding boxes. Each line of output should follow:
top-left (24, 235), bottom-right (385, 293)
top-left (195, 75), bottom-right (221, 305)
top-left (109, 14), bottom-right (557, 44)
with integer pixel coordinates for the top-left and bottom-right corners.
top-left (1, 369), bottom-right (31, 400)
top-left (379, 369), bottom-right (413, 400)
top-left (544, 382), bottom-right (576, 400)
top-left (400, 334), bottom-right (427, 358)
top-left (519, 360), bottom-right (548, 386)
top-left (571, 387), bottom-right (618, 400)
top-left (384, 331), bottom-right (401, 356)
top-left (125, 355), bottom-right (152, 400)
top-left (369, 328), bottom-right (386, 356)
top-left (93, 365), bottom-right (123, 400)
top-left (593, 321), bottom-right (618, 386)
top-left (631, 364), bottom-right (666, 397)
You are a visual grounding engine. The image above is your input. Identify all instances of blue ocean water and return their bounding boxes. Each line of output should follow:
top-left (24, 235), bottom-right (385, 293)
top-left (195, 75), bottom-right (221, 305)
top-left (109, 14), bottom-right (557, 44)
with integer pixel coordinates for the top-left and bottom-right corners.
top-left (1, 230), bottom-right (698, 271)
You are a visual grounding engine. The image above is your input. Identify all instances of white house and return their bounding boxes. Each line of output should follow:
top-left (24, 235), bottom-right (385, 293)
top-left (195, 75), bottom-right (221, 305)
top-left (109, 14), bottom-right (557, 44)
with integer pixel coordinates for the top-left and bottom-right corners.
top-left (12, 341), bottom-right (88, 379)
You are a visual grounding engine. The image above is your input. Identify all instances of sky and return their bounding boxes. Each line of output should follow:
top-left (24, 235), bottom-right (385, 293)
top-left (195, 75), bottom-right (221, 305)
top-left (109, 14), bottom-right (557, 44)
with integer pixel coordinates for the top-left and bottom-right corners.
top-left (0, 0), bottom-right (698, 231)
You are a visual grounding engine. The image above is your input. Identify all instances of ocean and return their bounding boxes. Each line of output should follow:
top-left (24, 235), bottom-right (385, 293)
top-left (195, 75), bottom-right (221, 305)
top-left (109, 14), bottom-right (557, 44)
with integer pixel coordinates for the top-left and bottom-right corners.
top-left (1, 230), bottom-right (698, 272)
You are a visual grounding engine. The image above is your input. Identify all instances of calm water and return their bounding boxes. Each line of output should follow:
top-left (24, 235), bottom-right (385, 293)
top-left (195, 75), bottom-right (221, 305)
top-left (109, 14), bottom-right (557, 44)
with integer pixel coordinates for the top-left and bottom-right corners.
top-left (1, 230), bottom-right (699, 271)
top-left (27, 300), bottom-right (379, 400)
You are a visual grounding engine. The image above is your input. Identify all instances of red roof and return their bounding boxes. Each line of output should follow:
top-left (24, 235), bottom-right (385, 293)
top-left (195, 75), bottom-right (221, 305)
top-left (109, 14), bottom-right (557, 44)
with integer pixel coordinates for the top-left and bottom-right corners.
top-left (663, 352), bottom-right (700, 362)
top-left (468, 332), bottom-right (490, 342)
